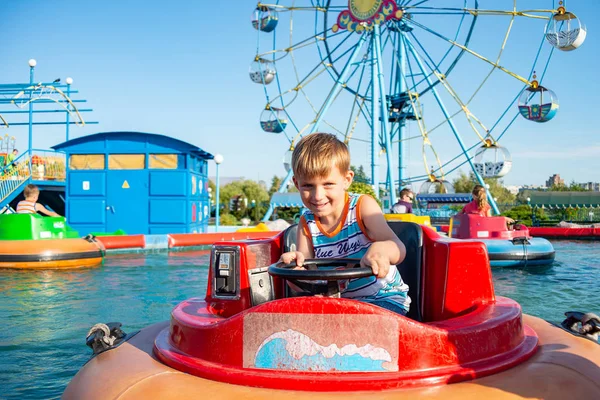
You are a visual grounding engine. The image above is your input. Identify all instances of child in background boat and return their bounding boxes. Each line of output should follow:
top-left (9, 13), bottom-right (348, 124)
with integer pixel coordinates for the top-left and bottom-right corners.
top-left (461, 185), bottom-right (492, 216)
top-left (16, 184), bottom-right (61, 217)
top-left (461, 185), bottom-right (514, 225)
top-left (279, 132), bottom-right (411, 315)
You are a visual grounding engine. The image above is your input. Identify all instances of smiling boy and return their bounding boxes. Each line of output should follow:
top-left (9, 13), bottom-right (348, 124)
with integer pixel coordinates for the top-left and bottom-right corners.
top-left (279, 133), bottom-right (411, 315)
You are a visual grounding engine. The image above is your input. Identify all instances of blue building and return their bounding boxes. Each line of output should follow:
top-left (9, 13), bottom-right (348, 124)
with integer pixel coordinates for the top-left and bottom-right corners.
top-left (53, 131), bottom-right (213, 235)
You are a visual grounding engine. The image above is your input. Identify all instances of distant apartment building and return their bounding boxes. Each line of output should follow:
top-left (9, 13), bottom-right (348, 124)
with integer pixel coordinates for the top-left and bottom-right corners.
top-left (545, 174), bottom-right (564, 188)
top-left (578, 182), bottom-right (600, 191)
top-left (517, 184), bottom-right (547, 194)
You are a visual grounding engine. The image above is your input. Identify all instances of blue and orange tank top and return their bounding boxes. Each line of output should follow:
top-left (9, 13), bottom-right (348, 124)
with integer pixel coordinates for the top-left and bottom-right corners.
top-left (301, 193), bottom-right (371, 259)
top-left (16, 200), bottom-right (37, 214)
top-left (301, 193), bottom-right (411, 313)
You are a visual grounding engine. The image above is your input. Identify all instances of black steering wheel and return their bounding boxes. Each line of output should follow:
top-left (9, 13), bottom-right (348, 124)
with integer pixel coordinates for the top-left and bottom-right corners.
top-left (269, 258), bottom-right (373, 280)
top-left (268, 258), bottom-right (374, 296)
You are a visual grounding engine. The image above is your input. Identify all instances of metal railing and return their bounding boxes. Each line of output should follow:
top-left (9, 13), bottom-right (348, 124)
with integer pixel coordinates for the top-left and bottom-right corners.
top-left (0, 152), bottom-right (31, 204)
top-left (30, 149), bottom-right (66, 181)
top-left (0, 149), bottom-right (66, 205)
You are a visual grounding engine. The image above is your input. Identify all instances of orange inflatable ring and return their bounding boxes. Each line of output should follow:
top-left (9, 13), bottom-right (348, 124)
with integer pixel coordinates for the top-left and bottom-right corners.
top-left (0, 237), bottom-right (105, 269)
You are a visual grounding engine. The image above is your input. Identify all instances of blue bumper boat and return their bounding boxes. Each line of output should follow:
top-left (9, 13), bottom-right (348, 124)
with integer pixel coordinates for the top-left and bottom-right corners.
top-left (450, 214), bottom-right (555, 268)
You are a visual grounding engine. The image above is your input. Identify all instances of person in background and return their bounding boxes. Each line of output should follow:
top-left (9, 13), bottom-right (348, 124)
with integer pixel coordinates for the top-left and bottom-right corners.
top-left (461, 185), bottom-right (514, 225)
top-left (390, 188), bottom-right (414, 214)
top-left (6, 148), bottom-right (18, 171)
top-left (16, 184), bottom-right (61, 217)
top-left (461, 185), bottom-right (491, 216)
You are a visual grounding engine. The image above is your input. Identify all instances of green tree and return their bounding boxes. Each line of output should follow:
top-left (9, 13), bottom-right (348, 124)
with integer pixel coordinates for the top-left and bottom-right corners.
top-left (351, 165), bottom-right (369, 183)
top-left (207, 180), bottom-right (217, 216)
top-left (349, 181), bottom-right (382, 208)
top-left (503, 204), bottom-right (548, 226)
top-left (569, 181), bottom-right (590, 191)
top-left (268, 175), bottom-right (298, 196)
top-left (452, 171), bottom-right (477, 193)
top-left (268, 175), bottom-right (283, 197)
top-left (516, 189), bottom-right (532, 205)
top-left (219, 179), bottom-right (270, 221)
top-left (548, 181), bottom-right (590, 191)
top-left (219, 213), bottom-right (238, 226)
top-left (487, 178), bottom-right (516, 205)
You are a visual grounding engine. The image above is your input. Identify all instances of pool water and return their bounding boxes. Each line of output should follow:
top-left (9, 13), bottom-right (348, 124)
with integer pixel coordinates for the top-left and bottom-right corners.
top-left (1, 242), bottom-right (599, 399)
top-left (493, 241), bottom-right (600, 321)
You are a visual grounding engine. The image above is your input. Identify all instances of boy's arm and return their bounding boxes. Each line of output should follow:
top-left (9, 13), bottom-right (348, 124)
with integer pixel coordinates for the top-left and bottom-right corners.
top-left (359, 195), bottom-right (406, 277)
top-left (296, 217), bottom-right (315, 259)
top-left (35, 203), bottom-right (60, 217)
top-left (279, 217), bottom-right (314, 266)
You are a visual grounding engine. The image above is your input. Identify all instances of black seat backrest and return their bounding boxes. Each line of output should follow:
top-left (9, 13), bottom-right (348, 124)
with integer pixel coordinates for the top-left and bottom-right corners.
top-left (387, 221), bottom-right (423, 321)
top-left (283, 224), bottom-right (298, 253)
top-left (281, 221), bottom-right (423, 321)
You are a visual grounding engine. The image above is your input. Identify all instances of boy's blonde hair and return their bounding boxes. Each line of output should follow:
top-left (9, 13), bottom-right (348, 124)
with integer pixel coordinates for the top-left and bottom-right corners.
top-left (292, 133), bottom-right (350, 179)
top-left (24, 184), bottom-right (40, 198)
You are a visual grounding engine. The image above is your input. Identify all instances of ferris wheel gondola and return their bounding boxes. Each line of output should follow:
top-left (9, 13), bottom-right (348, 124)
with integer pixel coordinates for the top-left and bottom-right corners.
top-left (545, 3), bottom-right (587, 51)
top-left (473, 140), bottom-right (512, 178)
top-left (251, 6), bottom-right (279, 33)
top-left (518, 80), bottom-right (559, 123)
top-left (419, 173), bottom-right (455, 195)
top-left (249, 58), bottom-right (277, 85)
top-left (260, 107), bottom-right (288, 134)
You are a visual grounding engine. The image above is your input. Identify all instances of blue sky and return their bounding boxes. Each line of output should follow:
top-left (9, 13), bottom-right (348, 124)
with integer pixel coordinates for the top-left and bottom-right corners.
top-left (0, 1), bottom-right (597, 189)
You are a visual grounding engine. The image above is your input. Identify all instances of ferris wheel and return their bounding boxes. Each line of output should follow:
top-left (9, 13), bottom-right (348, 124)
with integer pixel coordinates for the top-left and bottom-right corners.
top-left (250, 1), bottom-right (586, 219)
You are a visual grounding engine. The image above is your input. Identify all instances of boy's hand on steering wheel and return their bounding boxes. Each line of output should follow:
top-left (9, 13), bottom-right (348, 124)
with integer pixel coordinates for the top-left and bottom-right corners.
top-left (361, 242), bottom-right (390, 278)
top-left (279, 251), bottom-right (305, 267)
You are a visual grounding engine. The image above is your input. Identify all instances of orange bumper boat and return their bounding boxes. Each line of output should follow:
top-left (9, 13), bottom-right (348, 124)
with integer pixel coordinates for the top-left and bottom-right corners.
top-left (0, 214), bottom-right (105, 269)
top-left (0, 236), bottom-right (105, 269)
top-left (64, 222), bottom-right (600, 399)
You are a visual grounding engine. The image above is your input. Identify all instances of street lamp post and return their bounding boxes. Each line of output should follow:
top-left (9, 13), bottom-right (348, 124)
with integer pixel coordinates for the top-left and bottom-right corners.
top-left (251, 199), bottom-right (256, 223)
top-left (28, 59), bottom-right (36, 153)
top-left (65, 77), bottom-right (73, 141)
top-left (214, 154), bottom-right (223, 232)
top-left (527, 197), bottom-right (534, 226)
